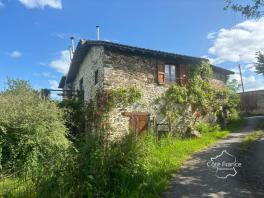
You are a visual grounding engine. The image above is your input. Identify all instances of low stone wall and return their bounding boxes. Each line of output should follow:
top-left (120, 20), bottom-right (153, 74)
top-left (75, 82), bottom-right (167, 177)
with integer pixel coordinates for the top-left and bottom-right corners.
top-left (240, 90), bottom-right (264, 115)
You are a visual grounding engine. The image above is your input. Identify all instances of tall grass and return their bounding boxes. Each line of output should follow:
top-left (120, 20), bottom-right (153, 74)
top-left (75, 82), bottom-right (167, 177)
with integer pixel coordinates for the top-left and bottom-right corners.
top-left (1, 130), bottom-right (229, 198)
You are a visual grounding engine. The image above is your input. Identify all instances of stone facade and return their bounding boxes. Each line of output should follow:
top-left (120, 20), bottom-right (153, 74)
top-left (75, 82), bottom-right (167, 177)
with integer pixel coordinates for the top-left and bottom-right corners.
top-left (66, 45), bottom-right (231, 138)
top-left (103, 50), bottom-right (168, 138)
top-left (71, 46), bottom-right (105, 100)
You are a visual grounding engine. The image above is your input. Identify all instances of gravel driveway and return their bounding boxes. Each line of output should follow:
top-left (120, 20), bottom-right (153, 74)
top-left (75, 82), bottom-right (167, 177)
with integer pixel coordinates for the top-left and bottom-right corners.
top-left (162, 116), bottom-right (264, 198)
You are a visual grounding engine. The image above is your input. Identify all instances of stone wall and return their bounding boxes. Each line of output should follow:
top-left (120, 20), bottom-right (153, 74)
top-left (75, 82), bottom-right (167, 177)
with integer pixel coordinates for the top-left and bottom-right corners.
top-left (240, 90), bottom-right (264, 115)
top-left (102, 49), bottom-right (231, 138)
top-left (103, 50), bottom-right (168, 138)
top-left (68, 46), bottom-right (231, 139)
top-left (72, 46), bottom-right (105, 101)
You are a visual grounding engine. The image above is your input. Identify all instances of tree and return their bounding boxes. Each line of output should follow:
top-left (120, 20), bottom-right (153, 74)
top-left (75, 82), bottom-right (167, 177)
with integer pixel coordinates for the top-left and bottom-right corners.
top-left (226, 79), bottom-right (241, 117)
top-left (224, 1), bottom-right (264, 76)
top-left (224, 0), bottom-right (264, 18)
top-left (255, 51), bottom-right (264, 75)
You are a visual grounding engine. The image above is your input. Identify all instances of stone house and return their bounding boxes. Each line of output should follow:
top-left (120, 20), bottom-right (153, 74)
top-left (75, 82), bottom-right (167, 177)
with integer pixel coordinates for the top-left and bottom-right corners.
top-left (59, 40), bottom-right (233, 138)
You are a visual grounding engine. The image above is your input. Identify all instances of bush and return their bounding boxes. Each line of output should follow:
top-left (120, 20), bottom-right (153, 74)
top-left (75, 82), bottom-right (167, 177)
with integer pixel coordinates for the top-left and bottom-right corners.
top-left (196, 122), bottom-right (221, 133)
top-left (0, 79), bottom-right (72, 176)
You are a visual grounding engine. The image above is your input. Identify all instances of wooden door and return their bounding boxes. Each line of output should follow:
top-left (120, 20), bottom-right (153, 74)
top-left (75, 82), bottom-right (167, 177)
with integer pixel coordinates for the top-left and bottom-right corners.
top-left (122, 112), bottom-right (149, 134)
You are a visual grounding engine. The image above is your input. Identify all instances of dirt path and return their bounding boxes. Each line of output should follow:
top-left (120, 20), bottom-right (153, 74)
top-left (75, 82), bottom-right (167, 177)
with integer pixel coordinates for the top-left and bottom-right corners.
top-left (162, 116), bottom-right (264, 198)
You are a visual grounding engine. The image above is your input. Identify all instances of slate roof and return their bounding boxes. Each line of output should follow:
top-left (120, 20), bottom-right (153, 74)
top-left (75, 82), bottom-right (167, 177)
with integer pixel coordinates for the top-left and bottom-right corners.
top-left (60, 40), bottom-right (234, 87)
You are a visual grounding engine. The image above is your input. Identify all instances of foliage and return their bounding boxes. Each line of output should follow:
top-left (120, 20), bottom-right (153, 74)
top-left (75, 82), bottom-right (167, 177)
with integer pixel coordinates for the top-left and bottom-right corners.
top-left (2, 130), bottom-right (230, 198)
top-left (224, 115), bottom-right (247, 132)
top-left (0, 79), bottom-right (72, 177)
top-left (255, 51), bottom-right (264, 76)
top-left (59, 99), bottom-right (87, 136)
top-left (226, 79), bottom-right (241, 116)
top-left (224, 0), bottom-right (264, 18)
top-left (159, 61), bottom-right (229, 137)
top-left (34, 86), bottom-right (143, 197)
top-left (0, 79), bottom-right (243, 197)
top-left (196, 122), bottom-right (221, 134)
top-left (96, 86), bottom-right (143, 113)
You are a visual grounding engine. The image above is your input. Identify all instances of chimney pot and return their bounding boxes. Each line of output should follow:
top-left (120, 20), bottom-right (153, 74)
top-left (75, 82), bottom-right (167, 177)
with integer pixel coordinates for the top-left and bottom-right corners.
top-left (96, 26), bottom-right (100, 40)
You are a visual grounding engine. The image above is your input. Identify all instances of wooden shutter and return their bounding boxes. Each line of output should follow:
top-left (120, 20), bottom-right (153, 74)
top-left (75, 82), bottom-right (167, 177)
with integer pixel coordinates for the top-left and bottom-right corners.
top-left (157, 64), bottom-right (165, 85)
top-left (181, 65), bottom-right (187, 85)
top-left (177, 64), bottom-right (188, 85)
top-left (176, 65), bottom-right (181, 84)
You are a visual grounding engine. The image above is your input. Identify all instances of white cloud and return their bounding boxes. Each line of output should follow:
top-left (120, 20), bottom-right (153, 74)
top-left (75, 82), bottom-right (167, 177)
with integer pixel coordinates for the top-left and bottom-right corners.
top-left (49, 50), bottom-right (70, 75)
top-left (201, 55), bottom-right (216, 64)
top-left (208, 18), bottom-right (264, 64)
top-left (18, 0), bottom-right (62, 9)
top-left (9, 51), bottom-right (22, 58)
top-left (48, 79), bottom-right (59, 89)
top-left (229, 67), bottom-right (264, 92)
top-left (207, 32), bottom-right (216, 40)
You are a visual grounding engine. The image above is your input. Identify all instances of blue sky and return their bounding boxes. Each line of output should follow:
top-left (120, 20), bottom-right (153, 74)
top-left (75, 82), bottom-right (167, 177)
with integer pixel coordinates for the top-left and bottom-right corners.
top-left (0, 0), bottom-right (264, 93)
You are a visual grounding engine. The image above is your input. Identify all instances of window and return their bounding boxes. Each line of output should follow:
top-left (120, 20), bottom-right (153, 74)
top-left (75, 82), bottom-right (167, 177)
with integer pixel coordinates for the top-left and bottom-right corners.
top-left (79, 78), bottom-right (83, 91)
top-left (95, 70), bottom-right (99, 85)
top-left (78, 78), bottom-right (84, 99)
top-left (164, 64), bottom-right (176, 83)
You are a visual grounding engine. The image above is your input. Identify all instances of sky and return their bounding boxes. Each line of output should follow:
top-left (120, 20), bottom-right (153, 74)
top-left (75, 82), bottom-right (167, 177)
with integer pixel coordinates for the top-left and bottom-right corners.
top-left (0, 0), bottom-right (264, 94)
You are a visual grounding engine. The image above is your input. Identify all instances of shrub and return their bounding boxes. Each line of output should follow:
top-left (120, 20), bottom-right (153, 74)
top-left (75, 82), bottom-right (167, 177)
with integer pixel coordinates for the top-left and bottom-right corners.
top-left (196, 122), bottom-right (221, 133)
top-left (0, 79), bottom-right (72, 176)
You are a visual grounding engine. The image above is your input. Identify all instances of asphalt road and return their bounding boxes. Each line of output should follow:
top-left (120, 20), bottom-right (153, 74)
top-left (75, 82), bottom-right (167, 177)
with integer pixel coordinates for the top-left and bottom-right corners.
top-left (162, 116), bottom-right (264, 198)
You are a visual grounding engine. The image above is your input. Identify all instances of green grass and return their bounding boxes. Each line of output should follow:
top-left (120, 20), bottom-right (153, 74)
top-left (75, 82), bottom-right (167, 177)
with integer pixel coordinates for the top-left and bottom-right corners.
top-left (1, 131), bottom-right (230, 198)
top-left (118, 130), bottom-right (229, 198)
top-left (0, 177), bottom-right (35, 198)
top-left (240, 131), bottom-right (263, 151)
top-left (0, 117), bottom-right (246, 198)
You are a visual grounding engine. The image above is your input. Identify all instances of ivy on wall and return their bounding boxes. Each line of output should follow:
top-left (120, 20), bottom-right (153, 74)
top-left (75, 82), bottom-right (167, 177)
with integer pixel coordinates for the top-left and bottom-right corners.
top-left (158, 61), bottom-right (237, 137)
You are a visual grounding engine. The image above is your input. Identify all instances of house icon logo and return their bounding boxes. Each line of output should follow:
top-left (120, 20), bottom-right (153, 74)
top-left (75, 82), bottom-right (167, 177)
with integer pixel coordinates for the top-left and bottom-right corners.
top-left (207, 150), bottom-right (242, 179)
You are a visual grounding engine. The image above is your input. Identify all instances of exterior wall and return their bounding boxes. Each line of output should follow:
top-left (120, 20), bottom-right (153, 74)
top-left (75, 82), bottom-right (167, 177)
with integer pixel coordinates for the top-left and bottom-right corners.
top-left (103, 50), bottom-right (168, 138)
top-left (240, 90), bottom-right (264, 115)
top-left (102, 50), bottom-right (230, 139)
top-left (71, 46), bottom-right (105, 101)
top-left (65, 46), bottom-right (230, 139)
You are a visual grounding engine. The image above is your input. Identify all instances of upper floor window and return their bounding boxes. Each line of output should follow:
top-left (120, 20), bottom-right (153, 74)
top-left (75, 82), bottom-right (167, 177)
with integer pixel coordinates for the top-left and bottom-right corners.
top-left (95, 70), bottom-right (99, 85)
top-left (158, 64), bottom-right (187, 85)
top-left (158, 64), bottom-right (176, 85)
top-left (165, 65), bottom-right (176, 83)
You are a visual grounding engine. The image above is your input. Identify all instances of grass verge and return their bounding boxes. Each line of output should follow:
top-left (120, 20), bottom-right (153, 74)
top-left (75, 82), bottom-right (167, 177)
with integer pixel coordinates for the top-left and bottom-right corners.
top-left (0, 118), bottom-right (246, 198)
top-left (240, 131), bottom-right (263, 151)
top-left (120, 131), bottom-right (229, 198)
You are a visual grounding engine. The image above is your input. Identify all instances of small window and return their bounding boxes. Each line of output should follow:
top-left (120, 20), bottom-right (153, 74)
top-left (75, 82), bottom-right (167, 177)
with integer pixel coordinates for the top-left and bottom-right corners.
top-left (164, 64), bottom-right (176, 83)
top-left (79, 78), bottom-right (83, 91)
top-left (95, 70), bottom-right (98, 85)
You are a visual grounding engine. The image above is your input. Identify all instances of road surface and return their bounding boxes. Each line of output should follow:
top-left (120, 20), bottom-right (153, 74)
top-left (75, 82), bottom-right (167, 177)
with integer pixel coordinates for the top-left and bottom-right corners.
top-left (162, 116), bottom-right (264, 198)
